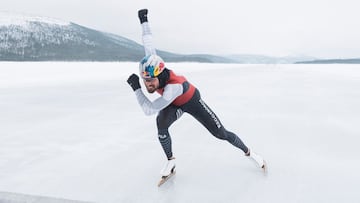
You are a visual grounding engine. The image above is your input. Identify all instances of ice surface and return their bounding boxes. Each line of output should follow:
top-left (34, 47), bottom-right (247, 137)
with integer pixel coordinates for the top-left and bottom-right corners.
top-left (0, 191), bottom-right (92, 203)
top-left (0, 62), bottom-right (360, 203)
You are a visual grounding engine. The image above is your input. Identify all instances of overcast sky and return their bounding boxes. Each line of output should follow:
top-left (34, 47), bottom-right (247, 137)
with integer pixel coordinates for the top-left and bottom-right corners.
top-left (2, 0), bottom-right (360, 58)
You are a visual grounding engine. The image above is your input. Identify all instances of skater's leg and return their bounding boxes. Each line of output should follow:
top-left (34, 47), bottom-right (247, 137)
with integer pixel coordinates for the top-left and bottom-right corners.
top-left (183, 90), bottom-right (249, 154)
top-left (223, 130), bottom-right (249, 153)
top-left (156, 105), bottom-right (183, 159)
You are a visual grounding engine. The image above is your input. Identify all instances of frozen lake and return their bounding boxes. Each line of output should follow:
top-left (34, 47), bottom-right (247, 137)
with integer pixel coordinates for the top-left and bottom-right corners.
top-left (0, 62), bottom-right (360, 203)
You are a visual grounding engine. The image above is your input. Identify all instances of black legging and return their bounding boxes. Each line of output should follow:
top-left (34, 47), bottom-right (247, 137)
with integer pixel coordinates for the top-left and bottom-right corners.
top-left (156, 89), bottom-right (248, 159)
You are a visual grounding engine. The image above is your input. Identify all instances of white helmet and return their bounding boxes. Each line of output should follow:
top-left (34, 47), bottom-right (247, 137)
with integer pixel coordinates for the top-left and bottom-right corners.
top-left (139, 54), bottom-right (165, 79)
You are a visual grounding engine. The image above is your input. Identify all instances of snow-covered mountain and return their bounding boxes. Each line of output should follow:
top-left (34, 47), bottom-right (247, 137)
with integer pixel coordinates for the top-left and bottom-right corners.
top-left (0, 11), bottom-right (70, 27)
top-left (0, 12), bottom-right (236, 62)
top-left (225, 54), bottom-right (318, 64)
top-left (0, 11), bottom-right (147, 61)
top-left (2, 12), bottom-right (334, 63)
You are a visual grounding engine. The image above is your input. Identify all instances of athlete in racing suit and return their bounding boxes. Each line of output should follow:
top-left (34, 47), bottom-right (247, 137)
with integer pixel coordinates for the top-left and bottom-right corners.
top-left (127, 9), bottom-right (265, 176)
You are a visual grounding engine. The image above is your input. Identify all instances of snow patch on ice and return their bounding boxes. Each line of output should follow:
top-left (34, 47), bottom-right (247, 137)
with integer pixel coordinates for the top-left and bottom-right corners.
top-left (0, 191), bottom-right (93, 203)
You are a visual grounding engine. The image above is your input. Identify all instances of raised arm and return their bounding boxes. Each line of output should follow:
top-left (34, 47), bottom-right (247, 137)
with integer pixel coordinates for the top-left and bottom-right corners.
top-left (138, 9), bottom-right (157, 56)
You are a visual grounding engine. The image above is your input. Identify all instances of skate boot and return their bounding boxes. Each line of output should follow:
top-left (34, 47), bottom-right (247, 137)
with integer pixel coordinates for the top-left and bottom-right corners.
top-left (160, 157), bottom-right (176, 176)
top-left (138, 9), bottom-right (148, 24)
top-left (246, 149), bottom-right (267, 172)
top-left (158, 158), bottom-right (176, 187)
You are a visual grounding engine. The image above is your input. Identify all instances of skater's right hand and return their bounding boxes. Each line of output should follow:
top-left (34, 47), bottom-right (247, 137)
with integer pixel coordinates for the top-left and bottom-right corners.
top-left (127, 73), bottom-right (141, 91)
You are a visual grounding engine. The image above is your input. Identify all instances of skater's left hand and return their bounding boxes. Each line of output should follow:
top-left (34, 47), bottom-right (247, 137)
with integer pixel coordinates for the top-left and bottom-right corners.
top-left (127, 73), bottom-right (141, 91)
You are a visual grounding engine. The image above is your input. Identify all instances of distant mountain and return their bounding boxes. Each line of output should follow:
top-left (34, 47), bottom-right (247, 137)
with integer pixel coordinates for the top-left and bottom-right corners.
top-left (0, 12), bottom-right (147, 61)
top-left (0, 11), bottom-right (236, 62)
top-left (2, 12), bottom-right (335, 63)
top-left (295, 58), bottom-right (360, 64)
top-left (225, 54), bottom-right (318, 64)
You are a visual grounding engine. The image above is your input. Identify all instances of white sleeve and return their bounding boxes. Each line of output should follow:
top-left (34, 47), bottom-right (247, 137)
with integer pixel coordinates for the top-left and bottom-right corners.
top-left (134, 84), bottom-right (183, 116)
top-left (141, 22), bottom-right (156, 56)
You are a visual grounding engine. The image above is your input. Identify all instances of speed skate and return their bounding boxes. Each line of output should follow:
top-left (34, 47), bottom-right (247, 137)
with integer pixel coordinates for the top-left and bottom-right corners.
top-left (157, 166), bottom-right (176, 187)
top-left (247, 150), bottom-right (268, 174)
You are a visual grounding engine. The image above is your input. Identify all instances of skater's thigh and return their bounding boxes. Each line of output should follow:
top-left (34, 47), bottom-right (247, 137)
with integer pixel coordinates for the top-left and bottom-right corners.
top-left (156, 105), bottom-right (183, 129)
top-left (183, 91), bottom-right (224, 137)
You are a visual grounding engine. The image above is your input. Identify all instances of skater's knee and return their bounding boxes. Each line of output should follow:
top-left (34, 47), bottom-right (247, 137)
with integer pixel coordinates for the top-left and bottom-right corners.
top-left (213, 130), bottom-right (228, 140)
top-left (213, 128), bottom-right (239, 141)
top-left (156, 115), bottom-right (167, 129)
top-left (157, 114), bottom-right (175, 129)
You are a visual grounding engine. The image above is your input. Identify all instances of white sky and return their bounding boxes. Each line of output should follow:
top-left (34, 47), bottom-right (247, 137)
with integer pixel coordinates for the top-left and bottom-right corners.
top-left (2, 0), bottom-right (360, 58)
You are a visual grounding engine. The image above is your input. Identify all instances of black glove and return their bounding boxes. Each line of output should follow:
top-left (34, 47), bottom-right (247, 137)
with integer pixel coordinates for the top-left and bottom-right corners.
top-left (127, 74), bottom-right (141, 91)
top-left (138, 9), bottom-right (148, 24)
